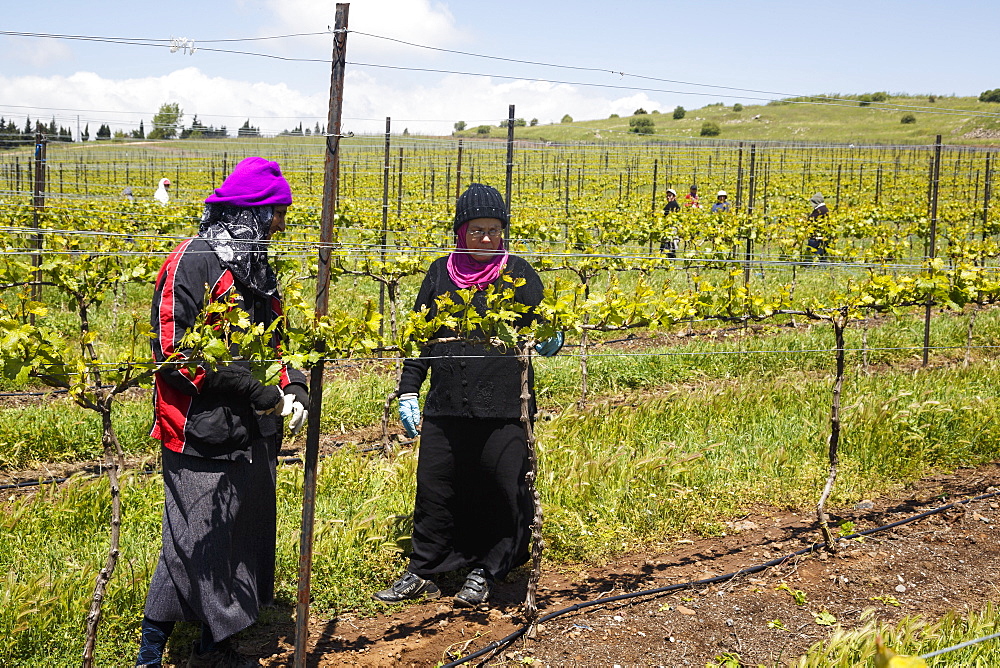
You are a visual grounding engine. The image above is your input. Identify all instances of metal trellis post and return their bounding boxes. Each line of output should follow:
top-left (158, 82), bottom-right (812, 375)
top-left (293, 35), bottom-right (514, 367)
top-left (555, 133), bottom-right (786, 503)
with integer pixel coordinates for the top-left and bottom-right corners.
top-left (922, 135), bottom-right (942, 367)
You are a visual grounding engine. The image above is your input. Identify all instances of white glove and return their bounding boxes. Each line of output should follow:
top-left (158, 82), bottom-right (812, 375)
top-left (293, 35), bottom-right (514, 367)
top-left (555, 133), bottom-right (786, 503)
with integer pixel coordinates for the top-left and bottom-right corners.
top-left (267, 393), bottom-right (308, 435)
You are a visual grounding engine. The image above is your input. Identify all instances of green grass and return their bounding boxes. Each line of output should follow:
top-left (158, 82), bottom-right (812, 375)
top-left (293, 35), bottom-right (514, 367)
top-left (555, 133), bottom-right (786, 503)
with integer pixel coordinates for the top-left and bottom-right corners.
top-left (4, 300), bottom-right (1000, 470)
top-left (0, 395), bottom-right (155, 469)
top-left (795, 604), bottom-right (1000, 666)
top-left (535, 359), bottom-right (1000, 562)
top-left (457, 95), bottom-right (1000, 146)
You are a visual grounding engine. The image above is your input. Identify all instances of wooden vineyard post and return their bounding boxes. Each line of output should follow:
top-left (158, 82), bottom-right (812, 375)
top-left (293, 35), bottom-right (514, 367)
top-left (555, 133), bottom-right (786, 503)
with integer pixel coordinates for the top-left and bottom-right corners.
top-left (519, 341), bottom-right (544, 628)
top-left (816, 310), bottom-right (847, 553)
top-left (31, 132), bottom-right (46, 306)
top-left (378, 117), bottom-right (391, 336)
top-left (396, 146), bottom-right (404, 218)
top-left (295, 5), bottom-right (348, 666)
top-left (984, 154), bottom-right (993, 243)
top-left (734, 142), bottom-right (744, 210)
top-left (743, 144), bottom-right (756, 289)
top-left (651, 158), bottom-right (658, 213)
top-left (505, 104), bottom-right (515, 221)
top-left (564, 160), bottom-right (570, 217)
top-left (455, 139), bottom-right (464, 211)
top-left (835, 164), bottom-right (842, 210)
top-left (922, 135), bottom-right (942, 368)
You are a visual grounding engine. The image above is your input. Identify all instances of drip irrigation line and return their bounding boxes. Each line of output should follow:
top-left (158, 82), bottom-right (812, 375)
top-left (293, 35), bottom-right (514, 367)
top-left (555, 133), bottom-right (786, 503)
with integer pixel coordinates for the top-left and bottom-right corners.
top-left (0, 476), bottom-right (69, 490)
top-left (0, 438), bottom-right (400, 491)
top-left (0, 388), bottom-right (69, 397)
top-left (0, 465), bottom-right (161, 492)
top-left (442, 489), bottom-right (1000, 667)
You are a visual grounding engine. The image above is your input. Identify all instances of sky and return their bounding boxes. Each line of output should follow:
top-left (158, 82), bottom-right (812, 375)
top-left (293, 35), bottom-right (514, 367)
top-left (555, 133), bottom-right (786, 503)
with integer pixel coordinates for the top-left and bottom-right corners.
top-left (1, 0), bottom-right (998, 139)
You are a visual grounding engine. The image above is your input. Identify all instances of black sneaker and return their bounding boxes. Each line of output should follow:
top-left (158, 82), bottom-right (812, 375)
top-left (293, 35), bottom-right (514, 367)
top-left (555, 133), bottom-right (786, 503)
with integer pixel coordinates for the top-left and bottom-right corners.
top-left (454, 568), bottom-right (492, 608)
top-left (373, 572), bottom-right (441, 602)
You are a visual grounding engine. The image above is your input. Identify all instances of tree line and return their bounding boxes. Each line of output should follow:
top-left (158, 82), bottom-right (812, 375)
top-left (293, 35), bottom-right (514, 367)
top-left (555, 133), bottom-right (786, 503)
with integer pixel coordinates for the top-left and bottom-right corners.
top-left (0, 116), bottom-right (74, 147)
top-left (0, 101), bottom-right (305, 147)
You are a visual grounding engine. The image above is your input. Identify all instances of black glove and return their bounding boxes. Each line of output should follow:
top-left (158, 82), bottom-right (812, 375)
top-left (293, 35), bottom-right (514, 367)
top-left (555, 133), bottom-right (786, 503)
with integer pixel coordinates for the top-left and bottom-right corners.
top-left (203, 364), bottom-right (282, 412)
top-left (283, 382), bottom-right (309, 408)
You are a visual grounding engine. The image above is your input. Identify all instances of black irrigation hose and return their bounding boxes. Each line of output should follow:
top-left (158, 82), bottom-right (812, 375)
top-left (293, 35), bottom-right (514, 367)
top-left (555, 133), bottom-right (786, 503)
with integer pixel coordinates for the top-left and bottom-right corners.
top-left (0, 466), bottom-right (163, 491)
top-left (442, 488), bottom-right (1000, 667)
top-left (0, 439), bottom-right (406, 491)
top-left (0, 476), bottom-right (70, 490)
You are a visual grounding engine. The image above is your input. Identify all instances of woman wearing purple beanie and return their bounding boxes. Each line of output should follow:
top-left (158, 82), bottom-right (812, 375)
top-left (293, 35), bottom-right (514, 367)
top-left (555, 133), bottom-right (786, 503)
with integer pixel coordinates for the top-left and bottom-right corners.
top-left (136, 157), bottom-right (308, 668)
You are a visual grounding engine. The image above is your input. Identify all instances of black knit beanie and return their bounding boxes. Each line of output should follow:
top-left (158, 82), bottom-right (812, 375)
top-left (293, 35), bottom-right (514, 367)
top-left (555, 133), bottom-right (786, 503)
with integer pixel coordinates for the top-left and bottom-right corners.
top-left (454, 183), bottom-right (509, 232)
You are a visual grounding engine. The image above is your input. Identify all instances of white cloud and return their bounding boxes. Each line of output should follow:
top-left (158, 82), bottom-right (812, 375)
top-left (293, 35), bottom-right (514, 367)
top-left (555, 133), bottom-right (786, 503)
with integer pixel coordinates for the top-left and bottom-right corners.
top-left (0, 66), bottom-right (671, 138)
top-left (340, 71), bottom-right (669, 135)
top-left (0, 68), bottom-right (328, 137)
top-left (263, 0), bottom-right (461, 57)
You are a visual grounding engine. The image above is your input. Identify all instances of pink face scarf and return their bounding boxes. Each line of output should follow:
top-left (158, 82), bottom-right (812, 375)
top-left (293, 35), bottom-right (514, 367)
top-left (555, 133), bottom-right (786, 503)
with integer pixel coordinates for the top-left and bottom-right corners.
top-left (446, 222), bottom-right (509, 290)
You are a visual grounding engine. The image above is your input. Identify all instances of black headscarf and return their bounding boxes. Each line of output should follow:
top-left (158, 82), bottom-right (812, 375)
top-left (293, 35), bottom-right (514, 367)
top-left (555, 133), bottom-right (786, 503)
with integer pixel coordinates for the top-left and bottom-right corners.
top-left (198, 202), bottom-right (278, 297)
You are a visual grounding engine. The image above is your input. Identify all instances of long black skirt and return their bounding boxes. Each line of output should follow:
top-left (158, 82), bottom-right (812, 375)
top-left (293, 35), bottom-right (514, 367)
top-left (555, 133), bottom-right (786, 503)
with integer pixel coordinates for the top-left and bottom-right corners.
top-left (409, 416), bottom-right (532, 580)
top-left (143, 434), bottom-right (278, 643)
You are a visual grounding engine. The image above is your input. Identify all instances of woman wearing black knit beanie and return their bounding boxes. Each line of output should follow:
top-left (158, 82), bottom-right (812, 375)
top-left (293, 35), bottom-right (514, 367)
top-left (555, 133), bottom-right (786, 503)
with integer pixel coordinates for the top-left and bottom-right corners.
top-left (373, 183), bottom-right (563, 609)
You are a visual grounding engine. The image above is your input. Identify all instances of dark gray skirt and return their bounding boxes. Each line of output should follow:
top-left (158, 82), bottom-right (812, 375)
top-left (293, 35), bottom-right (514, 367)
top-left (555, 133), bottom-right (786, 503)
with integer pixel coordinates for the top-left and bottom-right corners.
top-left (143, 434), bottom-right (278, 642)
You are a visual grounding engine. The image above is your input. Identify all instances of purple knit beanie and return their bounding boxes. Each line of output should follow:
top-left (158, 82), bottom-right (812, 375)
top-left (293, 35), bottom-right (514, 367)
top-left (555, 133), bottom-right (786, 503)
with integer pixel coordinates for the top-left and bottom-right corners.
top-left (205, 156), bottom-right (292, 207)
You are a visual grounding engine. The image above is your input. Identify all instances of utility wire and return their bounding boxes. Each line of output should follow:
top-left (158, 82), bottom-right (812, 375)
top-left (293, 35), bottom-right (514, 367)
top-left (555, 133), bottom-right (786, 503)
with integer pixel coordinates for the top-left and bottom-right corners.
top-left (350, 30), bottom-right (1000, 119)
top-left (4, 29), bottom-right (1000, 121)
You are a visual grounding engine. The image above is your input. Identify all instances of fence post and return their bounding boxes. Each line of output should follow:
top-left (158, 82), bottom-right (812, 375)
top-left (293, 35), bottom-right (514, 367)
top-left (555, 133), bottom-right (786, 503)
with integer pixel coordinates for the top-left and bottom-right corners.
top-left (379, 117), bottom-right (391, 337)
top-left (744, 144), bottom-right (756, 288)
top-left (835, 164), bottom-right (842, 209)
top-left (32, 132), bottom-right (46, 306)
top-left (922, 135), bottom-right (943, 367)
top-left (564, 160), bottom-right (570, 217)
top-left (735, 142), bottom-right (744, 210)
top-left (396, 146), bottom-right (403, 218)
top-left (455, 139), bottom-right (464, 213)
top-left (984, 154), bottom-right (993, 242)
top-left (505, 104), bottom-right (515, 223)
top-left (296, 5), bottom-right (349, 666)
top-left (651, 158), bottom-right (658, 212)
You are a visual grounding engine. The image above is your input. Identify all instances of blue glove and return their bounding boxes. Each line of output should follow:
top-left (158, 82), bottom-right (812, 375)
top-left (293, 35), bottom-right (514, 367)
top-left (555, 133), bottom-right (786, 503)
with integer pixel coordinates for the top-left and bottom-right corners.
top-left (534, 331), bottom-right (564, 357)
top-left (398, 393), bottom-right (421, 438)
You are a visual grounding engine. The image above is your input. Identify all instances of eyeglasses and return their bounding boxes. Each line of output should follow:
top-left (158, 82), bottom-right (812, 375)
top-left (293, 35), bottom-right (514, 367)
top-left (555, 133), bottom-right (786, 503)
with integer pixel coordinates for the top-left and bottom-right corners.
top-left (468, 228), bottom-right (503, 239)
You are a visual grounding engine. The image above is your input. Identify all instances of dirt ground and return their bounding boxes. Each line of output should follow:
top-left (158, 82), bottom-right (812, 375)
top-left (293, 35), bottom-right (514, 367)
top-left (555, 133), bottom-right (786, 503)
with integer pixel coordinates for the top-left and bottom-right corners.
top-left (225, 463), bottom-right (1000, 667)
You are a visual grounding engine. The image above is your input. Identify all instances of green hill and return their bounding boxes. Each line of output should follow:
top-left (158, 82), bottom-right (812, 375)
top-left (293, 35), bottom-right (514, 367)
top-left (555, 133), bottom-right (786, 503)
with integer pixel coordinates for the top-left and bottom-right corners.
top-left (456, 95), bottom-right (1000, 145)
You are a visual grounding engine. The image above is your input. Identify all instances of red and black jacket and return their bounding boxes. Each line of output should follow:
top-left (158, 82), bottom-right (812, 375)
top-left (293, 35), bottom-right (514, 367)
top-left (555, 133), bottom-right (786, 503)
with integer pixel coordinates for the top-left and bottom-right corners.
top-left (150, 237), bottom-right (307, 459)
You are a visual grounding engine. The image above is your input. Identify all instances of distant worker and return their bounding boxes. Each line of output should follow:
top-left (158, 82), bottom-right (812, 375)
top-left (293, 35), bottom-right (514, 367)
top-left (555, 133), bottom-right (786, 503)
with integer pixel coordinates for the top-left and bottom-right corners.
top-left (660, 188), bottom-right (681, 257)
top-left (154, 178), bottom-right (171, 205)
top-left (806, 192), bottom-right (830, 260)
top-left (683, 184), bottom-right (700, 208)
top-left (122, 186), bottom-right (135, 204)
top-left (711, 190), bottom-right (731, 213)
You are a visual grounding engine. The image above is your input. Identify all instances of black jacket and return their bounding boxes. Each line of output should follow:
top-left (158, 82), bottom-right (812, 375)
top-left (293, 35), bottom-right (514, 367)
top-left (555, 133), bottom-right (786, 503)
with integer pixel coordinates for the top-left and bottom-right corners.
top-left (150, 237), bottom-right (307, 460)
top-left (398, 255), bottom-right (544, 419)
